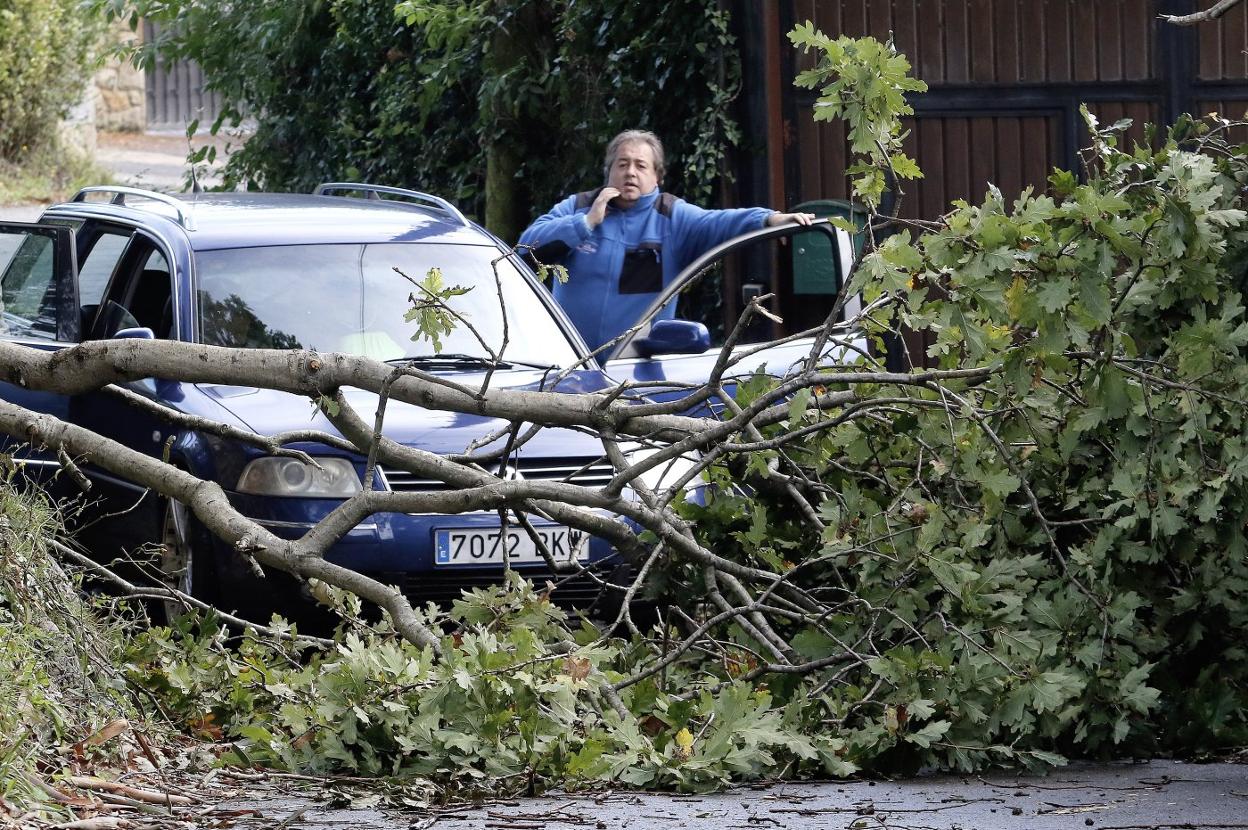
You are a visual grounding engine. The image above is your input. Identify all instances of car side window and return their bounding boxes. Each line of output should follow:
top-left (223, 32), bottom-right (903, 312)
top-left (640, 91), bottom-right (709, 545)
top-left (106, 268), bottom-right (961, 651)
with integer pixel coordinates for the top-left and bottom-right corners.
top-left (0, 230), bottom-right (59, 341)
top-left (89, 237), bottom-right (174, 340)
top-left (675, 240), bottom-right (784, 349)
top-left (77, 230), bottom-right (132, 308)
top-left (126, 249), bottom-right (174, 338)
top-left (619, 224), bottom-right (846, 361)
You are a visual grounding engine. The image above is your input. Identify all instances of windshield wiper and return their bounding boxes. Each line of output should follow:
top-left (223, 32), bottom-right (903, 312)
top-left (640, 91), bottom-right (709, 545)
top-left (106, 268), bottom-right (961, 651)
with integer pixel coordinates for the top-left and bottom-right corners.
top-left (389, 353), bottom-right (508, 368)
top-left (387, 354), bottom-right (559, 371)
top-left (504, 358), bottom-right (561, 371)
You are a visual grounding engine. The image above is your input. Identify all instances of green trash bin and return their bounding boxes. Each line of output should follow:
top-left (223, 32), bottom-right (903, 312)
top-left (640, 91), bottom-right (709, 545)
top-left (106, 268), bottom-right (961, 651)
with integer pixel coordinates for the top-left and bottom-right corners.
top-left (790, 199), bottom-right (868, 296)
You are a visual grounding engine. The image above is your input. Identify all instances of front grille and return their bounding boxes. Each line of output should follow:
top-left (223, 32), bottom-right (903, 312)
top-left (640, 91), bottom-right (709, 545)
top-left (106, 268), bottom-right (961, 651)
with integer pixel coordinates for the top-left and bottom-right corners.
top-left (379, 458), bottom-right (616, 492)
top-left (373, 565), bottom-right (627, 612)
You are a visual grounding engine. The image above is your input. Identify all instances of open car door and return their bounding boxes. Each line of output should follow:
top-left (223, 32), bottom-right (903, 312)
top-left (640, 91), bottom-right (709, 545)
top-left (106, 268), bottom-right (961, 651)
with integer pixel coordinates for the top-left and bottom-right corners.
top-left (601, 219), bottom-right (861, 411)
top-left (0, 220), bottom-right (173, 548)
top-left (0, 222), bottom-right (80, 472)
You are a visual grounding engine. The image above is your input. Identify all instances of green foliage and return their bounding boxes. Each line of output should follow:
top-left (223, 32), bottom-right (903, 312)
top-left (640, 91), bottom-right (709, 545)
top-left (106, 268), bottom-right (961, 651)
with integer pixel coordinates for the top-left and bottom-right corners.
top-left (403, 267), bottom-right (474, 354)
top-left (0, 0), bottom-right (106, 159)
top-left (122, 95), bottom-right (1248, 780)
top-left (0, 481), bottom-right (138, 813)
top-left (126, 576), bottom-right (844, 791)
top-left (789, 23), bottom-right (927, 208)
top-left (679, 99), bottom-right (1248, 769)
top-left (85, 28), bottom-right (1248, 792)
top-left (125, 95), bottom-right (1248, 782)
top-left (534, 261), bottom-right (570, 286)
top-left (97, 0), bottom-right (742, 223)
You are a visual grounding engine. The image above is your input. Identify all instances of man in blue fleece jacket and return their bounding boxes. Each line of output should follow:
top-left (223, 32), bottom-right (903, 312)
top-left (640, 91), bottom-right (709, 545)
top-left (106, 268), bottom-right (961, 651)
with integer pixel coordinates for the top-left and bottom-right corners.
top-left (519, 130), bottom-right (813, 352)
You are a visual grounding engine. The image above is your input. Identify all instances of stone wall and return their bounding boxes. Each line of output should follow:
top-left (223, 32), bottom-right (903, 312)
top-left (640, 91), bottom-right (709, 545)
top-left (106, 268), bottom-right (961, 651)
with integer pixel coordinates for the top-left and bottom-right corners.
top-left (59, 93), bottom-right (97, 157)
top-left (93, 18), bottom-right (145, 132)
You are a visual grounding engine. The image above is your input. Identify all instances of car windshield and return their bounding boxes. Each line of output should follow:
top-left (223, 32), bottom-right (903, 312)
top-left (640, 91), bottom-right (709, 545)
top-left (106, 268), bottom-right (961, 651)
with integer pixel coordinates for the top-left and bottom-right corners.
top-left (194, 243), bottom-right (578, 366)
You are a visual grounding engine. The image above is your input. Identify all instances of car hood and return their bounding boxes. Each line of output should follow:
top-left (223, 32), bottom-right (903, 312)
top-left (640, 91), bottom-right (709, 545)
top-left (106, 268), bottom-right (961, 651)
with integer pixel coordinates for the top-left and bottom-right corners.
top-left (196, 367), bottom-right (615, 457)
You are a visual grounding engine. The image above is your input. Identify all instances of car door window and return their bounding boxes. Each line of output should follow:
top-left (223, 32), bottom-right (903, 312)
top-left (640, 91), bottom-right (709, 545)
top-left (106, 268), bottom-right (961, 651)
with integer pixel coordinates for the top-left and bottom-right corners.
top-left (91, 238), bottom-right (174, 340)
top-left (667, 238), bottom-right (788, 350)
top-left (77, 230), bottom-right (131, 308)
top-left (610, 222), bottom-right (845, 361)
top-left (677, 247), bottom-right (780, 349)
top-left (126, 249), bottom-right (173, 337)
top-left (0, 230), bottom-right (59, 341)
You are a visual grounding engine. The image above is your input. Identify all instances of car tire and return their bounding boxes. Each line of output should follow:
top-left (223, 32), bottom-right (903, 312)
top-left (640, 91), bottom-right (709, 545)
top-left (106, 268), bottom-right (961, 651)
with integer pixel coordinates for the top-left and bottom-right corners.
top-left (156, 498), bottom-right (218, 624)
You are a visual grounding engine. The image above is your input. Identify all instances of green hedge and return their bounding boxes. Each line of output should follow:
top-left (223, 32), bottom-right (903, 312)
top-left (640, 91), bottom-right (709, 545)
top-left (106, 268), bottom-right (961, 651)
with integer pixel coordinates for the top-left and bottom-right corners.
top-left (0, 0), bottom-right (105, 159)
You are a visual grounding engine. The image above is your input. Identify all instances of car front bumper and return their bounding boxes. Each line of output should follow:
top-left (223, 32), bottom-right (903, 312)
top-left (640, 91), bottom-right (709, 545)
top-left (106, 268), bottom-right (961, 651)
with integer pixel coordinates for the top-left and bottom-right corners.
top-left (216, 493), bottom-right (627, 609)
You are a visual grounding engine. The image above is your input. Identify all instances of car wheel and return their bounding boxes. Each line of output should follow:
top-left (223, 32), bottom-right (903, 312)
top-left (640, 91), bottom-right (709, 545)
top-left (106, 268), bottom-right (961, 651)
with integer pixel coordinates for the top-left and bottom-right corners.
top-left (157, 498), bottom-right (217, 623)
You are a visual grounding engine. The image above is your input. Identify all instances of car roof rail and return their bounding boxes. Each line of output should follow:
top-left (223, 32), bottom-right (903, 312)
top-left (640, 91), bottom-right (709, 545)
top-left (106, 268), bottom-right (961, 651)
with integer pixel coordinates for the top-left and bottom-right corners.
top-left (313, 182), bottom-right (472, 227)
top-left (71, 186), bottom-right (197, 231)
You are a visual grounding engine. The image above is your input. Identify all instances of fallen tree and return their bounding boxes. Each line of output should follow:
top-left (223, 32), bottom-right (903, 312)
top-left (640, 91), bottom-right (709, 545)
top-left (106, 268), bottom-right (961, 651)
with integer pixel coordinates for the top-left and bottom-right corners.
top-left (4, 30), bottom-right (1248, 802)
top-left (0, 484), bottom-right (143, 813)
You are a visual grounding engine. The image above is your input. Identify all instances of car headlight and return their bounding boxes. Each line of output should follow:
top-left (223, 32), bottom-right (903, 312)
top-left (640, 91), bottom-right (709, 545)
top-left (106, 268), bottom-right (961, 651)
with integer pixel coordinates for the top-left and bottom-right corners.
top-left (236, 457), bottom-right (362, 497)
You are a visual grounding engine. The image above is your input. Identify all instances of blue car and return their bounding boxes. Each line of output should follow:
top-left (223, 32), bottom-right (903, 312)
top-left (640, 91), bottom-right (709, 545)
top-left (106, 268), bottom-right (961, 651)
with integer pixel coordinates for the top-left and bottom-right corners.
top-left (0, 184), bottom-right (851, 621)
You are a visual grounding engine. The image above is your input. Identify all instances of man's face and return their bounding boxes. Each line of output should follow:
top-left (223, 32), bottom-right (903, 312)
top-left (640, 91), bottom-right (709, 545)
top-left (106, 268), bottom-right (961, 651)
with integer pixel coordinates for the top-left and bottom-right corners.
top-left (607, 141), bottom-right (659, 207)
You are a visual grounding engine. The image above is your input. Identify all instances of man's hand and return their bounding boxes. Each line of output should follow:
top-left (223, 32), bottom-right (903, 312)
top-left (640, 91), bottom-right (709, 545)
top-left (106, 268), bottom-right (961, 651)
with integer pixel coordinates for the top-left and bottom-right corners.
top-left (586, 187), bottom-right (621, 229)
top-left (765, 211), bottom-right (817, 227)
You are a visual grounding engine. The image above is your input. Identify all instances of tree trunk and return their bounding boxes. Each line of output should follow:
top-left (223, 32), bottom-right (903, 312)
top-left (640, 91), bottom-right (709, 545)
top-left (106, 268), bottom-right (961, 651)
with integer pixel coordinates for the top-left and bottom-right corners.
top-left (483, 2), bottom-right (544, 243)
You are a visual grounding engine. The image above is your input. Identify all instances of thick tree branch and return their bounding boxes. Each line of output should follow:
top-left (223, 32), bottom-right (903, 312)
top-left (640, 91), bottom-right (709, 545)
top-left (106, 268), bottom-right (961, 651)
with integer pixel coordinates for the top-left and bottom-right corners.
top-left (1161, 0), bottom-right (1243, 25)
top-left (0, 399), bottom-right (443, 651)
top-left (0, 340), bottom-right (710, 441)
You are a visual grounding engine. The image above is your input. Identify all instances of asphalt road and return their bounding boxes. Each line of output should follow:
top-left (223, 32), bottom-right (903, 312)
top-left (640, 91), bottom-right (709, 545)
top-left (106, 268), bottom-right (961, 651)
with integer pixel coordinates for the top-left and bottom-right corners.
top-left (218, 760), bottom-right (1248, 830)
top-left (91, 129), bottom-right (232, 192)
top-left (0, 129), bottom-right (233, 222)
top-left (0, 203), bottom-right (41, 221)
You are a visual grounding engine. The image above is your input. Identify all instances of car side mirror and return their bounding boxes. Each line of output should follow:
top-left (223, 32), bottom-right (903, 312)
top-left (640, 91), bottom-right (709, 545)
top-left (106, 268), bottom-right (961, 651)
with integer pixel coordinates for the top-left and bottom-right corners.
top-left (633, 319), bottom-right (710, 357)
top-left (89, 299), bottom-right (141, 340)
top-left (111, 325), bottom-right (159, 395)
top-left (113, 326), bottom-right (155, 340)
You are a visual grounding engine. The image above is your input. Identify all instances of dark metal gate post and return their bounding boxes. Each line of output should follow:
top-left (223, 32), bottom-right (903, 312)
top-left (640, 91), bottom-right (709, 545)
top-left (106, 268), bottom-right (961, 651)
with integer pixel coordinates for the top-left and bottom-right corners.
top-left (1158, 0), bottom-right (1199, 125)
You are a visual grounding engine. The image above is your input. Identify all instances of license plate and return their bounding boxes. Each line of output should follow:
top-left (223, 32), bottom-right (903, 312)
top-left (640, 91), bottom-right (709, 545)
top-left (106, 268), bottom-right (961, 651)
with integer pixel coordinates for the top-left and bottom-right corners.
top-left (434, 525), bottom-right (590, 566)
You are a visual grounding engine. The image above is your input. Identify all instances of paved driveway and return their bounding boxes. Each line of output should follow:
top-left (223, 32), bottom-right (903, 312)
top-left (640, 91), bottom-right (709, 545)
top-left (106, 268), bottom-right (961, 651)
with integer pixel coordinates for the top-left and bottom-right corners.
top-left (217, 760), bottom-right (1248, 830)
top-left (0, 204), bottom-right (42, 221)
top-left (94, 129), bottom-right (232, 191)
top-left (1, 129), bottom-right (235, 223)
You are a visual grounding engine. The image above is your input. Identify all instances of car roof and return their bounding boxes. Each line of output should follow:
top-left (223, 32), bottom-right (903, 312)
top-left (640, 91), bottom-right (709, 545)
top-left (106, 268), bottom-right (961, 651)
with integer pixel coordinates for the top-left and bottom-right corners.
top-left (51, 191), bottom-right (492, 251)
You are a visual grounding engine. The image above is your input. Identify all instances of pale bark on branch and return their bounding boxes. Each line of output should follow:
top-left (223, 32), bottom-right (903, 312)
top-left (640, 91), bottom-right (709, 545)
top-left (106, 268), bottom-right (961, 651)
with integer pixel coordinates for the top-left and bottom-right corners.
top-left (0, 399), bottom-right (444, 650)
top-left (1161, 0), bottom-right (1243, 25)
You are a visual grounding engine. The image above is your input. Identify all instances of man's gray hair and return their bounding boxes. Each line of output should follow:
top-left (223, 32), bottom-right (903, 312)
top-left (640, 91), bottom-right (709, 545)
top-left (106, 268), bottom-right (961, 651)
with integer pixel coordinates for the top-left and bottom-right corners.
top-left (603, 130), bottom-right (666, 183)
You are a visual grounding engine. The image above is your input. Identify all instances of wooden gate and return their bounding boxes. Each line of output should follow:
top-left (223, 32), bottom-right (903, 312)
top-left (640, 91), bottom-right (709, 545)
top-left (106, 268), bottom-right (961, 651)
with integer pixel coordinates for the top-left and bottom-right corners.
top-left (142, 20), bottom-right (223, 132)
top-left (771, 0), bottom-right (1248, 218)
top-left (730, 0), bottom-right (1248, 363)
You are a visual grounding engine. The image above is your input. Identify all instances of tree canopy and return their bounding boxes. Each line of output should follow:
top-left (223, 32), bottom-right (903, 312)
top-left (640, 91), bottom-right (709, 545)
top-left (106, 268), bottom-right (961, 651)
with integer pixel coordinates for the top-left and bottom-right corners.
top-left (98, 0), bottom-right (745, 242)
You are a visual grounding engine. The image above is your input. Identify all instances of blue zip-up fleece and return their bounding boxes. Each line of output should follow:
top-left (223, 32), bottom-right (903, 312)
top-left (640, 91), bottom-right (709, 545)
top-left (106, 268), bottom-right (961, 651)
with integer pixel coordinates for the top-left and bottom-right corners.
top-left (518, 188), bottom-right (772, 352)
